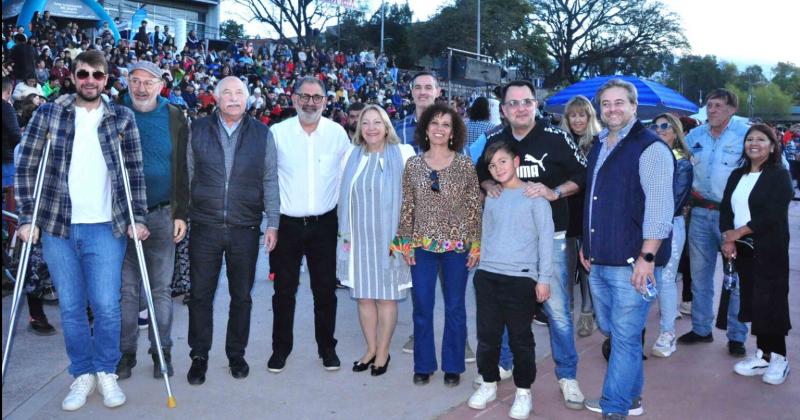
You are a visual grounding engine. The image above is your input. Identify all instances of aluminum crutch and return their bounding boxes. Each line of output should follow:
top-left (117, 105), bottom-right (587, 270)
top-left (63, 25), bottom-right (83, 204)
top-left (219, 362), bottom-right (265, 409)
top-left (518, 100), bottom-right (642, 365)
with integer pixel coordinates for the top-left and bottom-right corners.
top-left (2, 135), bottom-right (52, 384)
top-left (116, 138), bottom-right (176, 408)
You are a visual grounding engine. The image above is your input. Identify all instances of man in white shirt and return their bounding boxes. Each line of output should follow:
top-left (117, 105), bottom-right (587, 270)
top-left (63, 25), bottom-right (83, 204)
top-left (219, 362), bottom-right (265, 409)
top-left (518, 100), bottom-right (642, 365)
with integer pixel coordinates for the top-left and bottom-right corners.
top-left (267, 77), bottom-right (350, 373)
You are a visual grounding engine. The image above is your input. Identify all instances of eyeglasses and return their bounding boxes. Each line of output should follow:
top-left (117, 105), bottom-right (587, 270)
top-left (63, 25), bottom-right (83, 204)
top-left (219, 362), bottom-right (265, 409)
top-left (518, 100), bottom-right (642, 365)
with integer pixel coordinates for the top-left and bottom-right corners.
top-left (296, 93), bottom-right (325, 104)
top-left (503, 98), bottom-right (536, 109)
top-left (649, 122), bottom-right (672, 131)
top-left (129, 78), bottom-right (161, 89)
top-left (430, 170), bottom-right (440, 193)
top-left (75, 69), bottom-right (106, 81)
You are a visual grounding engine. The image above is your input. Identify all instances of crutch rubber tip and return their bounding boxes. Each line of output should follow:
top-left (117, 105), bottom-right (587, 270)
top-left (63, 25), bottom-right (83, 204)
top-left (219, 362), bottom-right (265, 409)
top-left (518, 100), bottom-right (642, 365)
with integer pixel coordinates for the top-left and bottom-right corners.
top-left (168, 396), bottom-right (176, 408)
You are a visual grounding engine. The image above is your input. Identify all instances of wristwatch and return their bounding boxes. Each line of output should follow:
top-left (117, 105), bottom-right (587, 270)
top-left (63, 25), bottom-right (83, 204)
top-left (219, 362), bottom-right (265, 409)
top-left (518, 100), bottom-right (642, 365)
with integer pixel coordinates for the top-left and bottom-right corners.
top-left (639, 252), bottom-right (655, 263)
top-left (553, 186), bottom-right (563, 199)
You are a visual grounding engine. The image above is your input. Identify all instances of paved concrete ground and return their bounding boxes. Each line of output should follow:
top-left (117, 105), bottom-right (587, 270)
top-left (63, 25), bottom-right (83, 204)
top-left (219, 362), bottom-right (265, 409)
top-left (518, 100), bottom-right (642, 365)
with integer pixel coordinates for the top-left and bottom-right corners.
top-left (3, 200), bottom-right (799, 419)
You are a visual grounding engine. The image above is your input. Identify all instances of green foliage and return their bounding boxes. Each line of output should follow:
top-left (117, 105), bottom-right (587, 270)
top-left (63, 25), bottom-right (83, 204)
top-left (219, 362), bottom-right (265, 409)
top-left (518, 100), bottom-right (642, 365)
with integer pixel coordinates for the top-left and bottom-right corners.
top-left (725, 83), bottom-right (792, 120)
top-left (771, 62), bottom-right (800, 102)
top-left (665, 55), bottom-right (739, 104)
top-left (220, 19), bottom-right (246, 41)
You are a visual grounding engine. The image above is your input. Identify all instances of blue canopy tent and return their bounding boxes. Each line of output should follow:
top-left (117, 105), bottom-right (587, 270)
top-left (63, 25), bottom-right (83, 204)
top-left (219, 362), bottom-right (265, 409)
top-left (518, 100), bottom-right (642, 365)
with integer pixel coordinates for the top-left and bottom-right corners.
top-left (544, 75), bottom-right (698, 120)
top-left (2, 0), bottom-right (120, 42)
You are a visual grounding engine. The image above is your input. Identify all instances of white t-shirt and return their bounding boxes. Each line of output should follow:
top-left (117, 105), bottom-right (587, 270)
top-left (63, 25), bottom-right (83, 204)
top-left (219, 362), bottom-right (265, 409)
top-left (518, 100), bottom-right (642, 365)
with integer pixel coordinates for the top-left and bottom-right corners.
top-left (731, 171), bottom-right (761, 229)
top-left (69, 106), bottom-right (113, 223)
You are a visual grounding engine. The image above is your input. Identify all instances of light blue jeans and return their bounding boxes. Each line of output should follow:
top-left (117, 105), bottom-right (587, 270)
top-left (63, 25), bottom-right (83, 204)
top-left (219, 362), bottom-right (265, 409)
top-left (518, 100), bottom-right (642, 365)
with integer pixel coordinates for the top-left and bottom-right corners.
top-left (590, 264), bottom-right (656, 416)
top-left (688, 208), bottom-right (748, 342)
top-left (542, 237), bottom-right (578, 379)
top-left (42, 223), bottom-right (127, 376)
top-left (656, 216), bottom-right (684, 333)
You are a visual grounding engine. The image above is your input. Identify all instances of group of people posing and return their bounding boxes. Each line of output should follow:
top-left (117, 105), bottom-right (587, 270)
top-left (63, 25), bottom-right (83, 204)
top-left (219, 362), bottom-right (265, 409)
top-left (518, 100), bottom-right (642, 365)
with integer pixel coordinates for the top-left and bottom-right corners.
top-left (11, 50), bottom-right (792, 420)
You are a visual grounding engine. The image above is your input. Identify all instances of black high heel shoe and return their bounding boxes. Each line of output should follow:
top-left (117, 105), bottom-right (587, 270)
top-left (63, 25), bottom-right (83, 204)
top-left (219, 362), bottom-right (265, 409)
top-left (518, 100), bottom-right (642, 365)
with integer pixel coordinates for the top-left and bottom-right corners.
top-left (370, 355), bottom-right (391, 376)
top-left (352, 355), bottom-right (376, 372)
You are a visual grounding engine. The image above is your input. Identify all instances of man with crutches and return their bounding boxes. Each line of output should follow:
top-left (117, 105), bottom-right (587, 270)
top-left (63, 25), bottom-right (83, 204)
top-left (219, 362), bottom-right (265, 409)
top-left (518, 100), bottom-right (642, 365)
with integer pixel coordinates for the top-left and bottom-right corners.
top-left (14, 50), bottom-right (149, 411)
top-left (115, 60), bottom-right (189, 380)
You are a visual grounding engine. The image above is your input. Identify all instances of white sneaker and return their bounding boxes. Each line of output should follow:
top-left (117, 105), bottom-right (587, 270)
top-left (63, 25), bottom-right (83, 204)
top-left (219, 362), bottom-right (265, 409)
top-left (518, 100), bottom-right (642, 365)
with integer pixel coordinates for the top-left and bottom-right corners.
top-left (96, 372), bottom-right (126, 408)
top-left (678, 301), bottom-right (692, 316)
top-left (509, 388), bottom-right (532, 419)
top-left (62, 373), bottom-right (96, 411)
top-left (734, 349), bottom-right (770, 376)
top-left (467, 382), bottom-right (497, 409)
top-left (558, 378), bottom-right (585, 410)
top-left (473, 365), bottom-right (513, 389)
top-left (652, 331), bottom-right (677, 358)
top-left (402, 335), bottom-right (414, 354)
top-left (762, 353), bottom-right (790, 385)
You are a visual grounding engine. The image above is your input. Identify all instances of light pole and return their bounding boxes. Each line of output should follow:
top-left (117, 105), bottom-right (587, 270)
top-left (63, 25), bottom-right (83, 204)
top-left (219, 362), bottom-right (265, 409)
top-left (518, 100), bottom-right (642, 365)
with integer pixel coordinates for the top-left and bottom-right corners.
top-left (380, 1), bottom-right (386, 55)
top-left (476, 0), bottom-right (481, 55)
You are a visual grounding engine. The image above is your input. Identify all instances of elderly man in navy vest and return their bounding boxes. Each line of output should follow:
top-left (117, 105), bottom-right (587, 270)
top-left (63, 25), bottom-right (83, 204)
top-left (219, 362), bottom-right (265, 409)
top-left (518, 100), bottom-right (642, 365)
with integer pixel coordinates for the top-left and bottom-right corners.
top-left (185, 76), bottom-right (280, 385)
top-left (579, 79), bottom-right (674, 419)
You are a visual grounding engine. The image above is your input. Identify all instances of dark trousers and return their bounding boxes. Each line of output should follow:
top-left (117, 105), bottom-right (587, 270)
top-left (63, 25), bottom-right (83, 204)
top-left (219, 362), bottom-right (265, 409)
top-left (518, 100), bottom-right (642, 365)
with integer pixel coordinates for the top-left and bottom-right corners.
top-left (188, 223), bottom-right (260, 360)
top-left (757, 334), bottom-right (787, 357)
top-left (269, 209), bottom-right (338, 357)
top-left (474, 269), bottom-right (537, 388)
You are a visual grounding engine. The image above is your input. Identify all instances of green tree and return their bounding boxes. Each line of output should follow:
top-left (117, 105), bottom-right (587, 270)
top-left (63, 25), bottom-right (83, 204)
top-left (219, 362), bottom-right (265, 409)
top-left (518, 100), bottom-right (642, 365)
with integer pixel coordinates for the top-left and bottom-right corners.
top-left (733, 65), bottom-right (768, 91)
top-left (665, 55), bottom-right (738, 104)
top-left (363, 3), bottom-right (415, 67)
top-left (234, 0), bottom-right (338, 45)
top-left (219, 19), bottom-right (246, 41)
top-left (725, 83), bottom-right (792, 120)
top-left (771, 62), bottom-right (800, 101)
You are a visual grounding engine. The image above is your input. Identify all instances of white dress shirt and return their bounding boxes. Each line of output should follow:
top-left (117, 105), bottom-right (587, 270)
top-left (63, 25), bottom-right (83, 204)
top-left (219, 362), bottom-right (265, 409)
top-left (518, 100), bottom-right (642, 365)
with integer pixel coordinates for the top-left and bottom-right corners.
top-left (272, 116), bottom-right (350, 217)
top-left (69, 105), bottom-right (113, 223)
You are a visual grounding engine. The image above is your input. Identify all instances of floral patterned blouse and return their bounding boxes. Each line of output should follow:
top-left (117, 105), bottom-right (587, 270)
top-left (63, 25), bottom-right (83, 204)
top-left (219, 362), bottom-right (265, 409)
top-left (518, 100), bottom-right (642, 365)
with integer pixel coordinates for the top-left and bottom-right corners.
top-left (391, 154), bottom-right (482, 257)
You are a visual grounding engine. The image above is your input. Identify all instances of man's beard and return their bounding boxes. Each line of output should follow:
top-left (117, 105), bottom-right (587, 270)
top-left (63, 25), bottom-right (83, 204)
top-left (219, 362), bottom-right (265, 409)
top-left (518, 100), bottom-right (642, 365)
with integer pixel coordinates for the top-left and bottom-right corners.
top-left (76, 88), bottom-right (101, 103)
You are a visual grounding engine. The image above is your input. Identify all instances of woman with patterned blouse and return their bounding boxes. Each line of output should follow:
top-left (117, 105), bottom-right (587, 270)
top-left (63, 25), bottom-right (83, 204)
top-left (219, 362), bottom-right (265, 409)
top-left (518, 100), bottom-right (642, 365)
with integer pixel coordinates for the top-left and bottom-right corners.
top-left (392, 103), bottom-right (483, 387)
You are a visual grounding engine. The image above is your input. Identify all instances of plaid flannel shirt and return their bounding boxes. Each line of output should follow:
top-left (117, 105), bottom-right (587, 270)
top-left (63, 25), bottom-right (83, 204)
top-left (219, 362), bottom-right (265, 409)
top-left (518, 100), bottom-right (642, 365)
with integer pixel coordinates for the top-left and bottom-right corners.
top-left (14, 94), bottom-right (147, 239)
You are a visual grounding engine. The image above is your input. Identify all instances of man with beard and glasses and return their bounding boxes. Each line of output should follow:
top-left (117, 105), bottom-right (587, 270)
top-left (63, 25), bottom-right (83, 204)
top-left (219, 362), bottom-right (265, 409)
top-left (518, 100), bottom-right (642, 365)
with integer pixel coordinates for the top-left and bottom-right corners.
top-left (185, 76), bottom-right (279, 385)
top-left (345, 101), bottom-right (366, 141)
top-left (267, 76), bottom-right (350, 373)
top-left (15, 50), bottom-right (148, 411)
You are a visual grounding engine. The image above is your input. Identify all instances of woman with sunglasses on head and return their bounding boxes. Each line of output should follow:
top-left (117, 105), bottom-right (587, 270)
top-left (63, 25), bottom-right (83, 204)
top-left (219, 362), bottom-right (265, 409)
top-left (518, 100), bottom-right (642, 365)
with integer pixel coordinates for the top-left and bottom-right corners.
top-left (559, 95), bottom-right (600, 338)
top-left (392, 103), bottom-right (482, 387)
top-left (647, 113), bottom-right (693, 358)
top-left (722, 124), bottom-right (793, 385)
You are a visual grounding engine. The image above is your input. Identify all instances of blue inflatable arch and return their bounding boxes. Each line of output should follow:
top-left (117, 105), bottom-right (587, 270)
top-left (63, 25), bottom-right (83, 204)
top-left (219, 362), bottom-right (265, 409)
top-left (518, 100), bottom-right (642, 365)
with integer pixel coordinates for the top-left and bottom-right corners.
top-left (5, 0), bottom-right (120, 42)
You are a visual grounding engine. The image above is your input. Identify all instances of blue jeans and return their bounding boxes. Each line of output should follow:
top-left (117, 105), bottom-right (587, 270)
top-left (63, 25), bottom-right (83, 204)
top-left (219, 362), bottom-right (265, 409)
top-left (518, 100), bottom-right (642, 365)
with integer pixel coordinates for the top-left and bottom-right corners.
top-left (42, 223), bottom-right (127, 376)
top-left (411, 249), bottom-right (468, 374)
top-left (589, 264), bottom-right (656, 415)
top-left (656, 216), bottom-right (684, 333)
top-left (688, 208), bottom-right (748, 341)
top-left (541, 237), bottom-right (578, 379)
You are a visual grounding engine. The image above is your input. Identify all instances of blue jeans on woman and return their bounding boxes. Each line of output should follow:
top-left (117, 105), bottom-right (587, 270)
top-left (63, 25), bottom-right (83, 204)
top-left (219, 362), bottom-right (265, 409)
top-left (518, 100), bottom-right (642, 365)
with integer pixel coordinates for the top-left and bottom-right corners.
top-left (411, 249), bottom-right (469, 374)
top-left (656, 216), bottom-right (684, 333)
top-left (42, 223), bottom-right (127, 376)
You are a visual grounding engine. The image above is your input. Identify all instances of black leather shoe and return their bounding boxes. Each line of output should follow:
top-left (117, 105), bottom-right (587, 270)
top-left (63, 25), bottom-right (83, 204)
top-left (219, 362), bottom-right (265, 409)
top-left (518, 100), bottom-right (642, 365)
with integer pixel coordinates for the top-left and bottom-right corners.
top-left (413, 373), bottom-right (431, 385)
top-left (443, 373), bottom-right (460, 387)
top-left (187, 356), bottom-right (208, 385)
top-left (29, 316), bottom-right (56, 336)
top-left (370, 355), bottom-right (390, 376)
top-left (267, 353), bottom-right (287, 373)
top-left (230, 357), bottom-right (250, 378)
top-left (116, 352), bottom-right (137, 380)
top-left (321, 350), bottom-right (341, 371)
top-left (150, 348), bottom-right (174, 378)
top-left (728, 341), bottom-right (746, 357)
top-left (353, 355), bottom-right (375, 372)
top-left (677, 331), bottom-right (714, 344)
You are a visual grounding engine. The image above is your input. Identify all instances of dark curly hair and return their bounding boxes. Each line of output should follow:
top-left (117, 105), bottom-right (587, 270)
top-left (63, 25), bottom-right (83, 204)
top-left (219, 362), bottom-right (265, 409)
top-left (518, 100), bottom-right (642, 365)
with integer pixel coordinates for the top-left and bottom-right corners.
top-left (414, 103), bottom-right (466, 152)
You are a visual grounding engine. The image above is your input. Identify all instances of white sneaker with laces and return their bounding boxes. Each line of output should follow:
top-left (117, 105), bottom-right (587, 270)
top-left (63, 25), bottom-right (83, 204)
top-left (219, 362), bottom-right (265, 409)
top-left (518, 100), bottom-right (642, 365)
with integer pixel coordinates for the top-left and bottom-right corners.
top-left (62, 373), bottom-right (96, 411)
top-left (558, 378), bottom-right (585, 410)
top-left (473, 365), bottom-right (513, 389)
top-left (96, 372), bottom-right (126, 408)
top-left (734, 349), bottom-right (770, 376)
top-left (468, 382), bottom-right (497, 409)
top-left (509, 388), bottom-right (532, 419)
top-left (652, 331), bottom-right (677, 358)
top-left (762, 353), bottom-right (790, 385)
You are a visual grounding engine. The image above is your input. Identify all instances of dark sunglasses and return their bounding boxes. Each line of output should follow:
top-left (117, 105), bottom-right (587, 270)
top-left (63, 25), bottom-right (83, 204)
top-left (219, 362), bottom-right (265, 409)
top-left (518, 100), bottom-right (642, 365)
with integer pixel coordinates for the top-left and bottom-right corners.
top-left (75, 69), bottom-right (106, 81)
top-left (649, 122), bottom-right (671, 131)
top-left (430, 170), bottom-right (440, 193)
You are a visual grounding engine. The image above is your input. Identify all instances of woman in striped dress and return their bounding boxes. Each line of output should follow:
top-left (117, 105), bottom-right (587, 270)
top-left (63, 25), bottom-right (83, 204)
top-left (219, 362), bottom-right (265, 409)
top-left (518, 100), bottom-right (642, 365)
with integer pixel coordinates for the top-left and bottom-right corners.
top-left (337, 105), bottom-right (415, 376)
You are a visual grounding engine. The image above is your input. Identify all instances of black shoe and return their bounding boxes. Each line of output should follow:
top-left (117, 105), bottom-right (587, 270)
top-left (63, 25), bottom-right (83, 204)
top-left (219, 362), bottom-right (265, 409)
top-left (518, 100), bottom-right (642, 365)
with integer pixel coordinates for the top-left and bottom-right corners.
top-left (187, 356), bottom-right (208, 385)
top-left (321, 350), bottom-right (341, 371)
top-left (267, 353), bottom-right (287, 373)
top-left (353, 355), bottom-right (375, 372)
top-left (413, 372), bottom-right (431, 385)
top-left (677, 331), bottom-right (714, 344)
top-left (443, 373), bottom-right (460, 387)
top-left (150, 348), bottom-right (174, 378)
top-left (116, 352), bottom-right (137, 380)
top-left (29, 316), bottom-right (56, 336)
top-left (370, 355), bottom-right (390, 376)
top-left (728, 341), bottom-right (746, 357)
top-left (230, 357), bottom-right (250, 378)
top-left (335, 279), bottom-right (348, 289)
top-left (533, 306), bottom-right (549, 326)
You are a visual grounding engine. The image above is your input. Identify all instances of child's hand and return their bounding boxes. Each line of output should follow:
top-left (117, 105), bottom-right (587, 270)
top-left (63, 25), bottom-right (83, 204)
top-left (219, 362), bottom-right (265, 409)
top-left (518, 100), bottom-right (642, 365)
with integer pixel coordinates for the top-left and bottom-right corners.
top-left (535, 283), bottom-right (550, 303)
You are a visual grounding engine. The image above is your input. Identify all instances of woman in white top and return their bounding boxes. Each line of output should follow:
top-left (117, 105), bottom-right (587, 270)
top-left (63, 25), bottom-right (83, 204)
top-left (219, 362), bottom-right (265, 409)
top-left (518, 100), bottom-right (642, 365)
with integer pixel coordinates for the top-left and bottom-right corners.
top-left (720, 124), bottom-right (793, 385)
top-left (337, 105), bottom-right (415, 376)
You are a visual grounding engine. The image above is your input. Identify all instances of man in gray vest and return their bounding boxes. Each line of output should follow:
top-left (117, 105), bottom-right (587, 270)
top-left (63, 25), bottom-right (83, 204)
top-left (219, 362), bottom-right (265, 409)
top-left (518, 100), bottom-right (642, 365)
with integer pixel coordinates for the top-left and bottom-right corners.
top-left (185, 76), bottom-right (280, 385)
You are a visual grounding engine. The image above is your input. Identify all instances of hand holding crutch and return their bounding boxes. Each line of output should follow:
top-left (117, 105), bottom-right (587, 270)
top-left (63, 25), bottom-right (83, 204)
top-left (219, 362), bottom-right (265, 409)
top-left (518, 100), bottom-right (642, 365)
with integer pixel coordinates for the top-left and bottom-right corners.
top-left (116, 137), bottom-right (176, 408)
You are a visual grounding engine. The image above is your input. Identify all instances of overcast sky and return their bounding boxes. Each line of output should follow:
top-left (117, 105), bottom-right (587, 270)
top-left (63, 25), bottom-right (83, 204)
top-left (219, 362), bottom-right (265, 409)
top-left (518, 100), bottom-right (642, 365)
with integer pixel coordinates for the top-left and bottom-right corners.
top-left (225, 0), bottom-right (799, 72)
